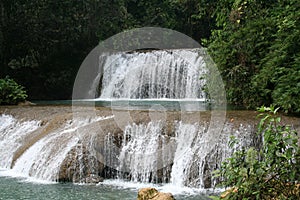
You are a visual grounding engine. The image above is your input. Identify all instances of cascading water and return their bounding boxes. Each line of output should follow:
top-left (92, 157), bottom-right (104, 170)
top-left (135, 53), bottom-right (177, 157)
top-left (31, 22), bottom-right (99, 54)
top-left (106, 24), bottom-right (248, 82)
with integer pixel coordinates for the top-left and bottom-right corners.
top-left (0, 47), bottom-right (264, 195)
top-left (0, 115), bottom-right (40, 169)
top-left (94, 49), bottom-right (207, 99)
top-left (0, 109), bottom-right (261, 192)
top-left (113, 120), bottom-right (257, 188)
top-left (170, 122), bottom-right (256, 188)
top-left (12, 121), bottom-right (80, 181)
top-left (0, 114), bottom-right (114, 182)
top-left (170, 122), bottom-right (202, 187)
top-left (117, 121), bottom-right (174, 183)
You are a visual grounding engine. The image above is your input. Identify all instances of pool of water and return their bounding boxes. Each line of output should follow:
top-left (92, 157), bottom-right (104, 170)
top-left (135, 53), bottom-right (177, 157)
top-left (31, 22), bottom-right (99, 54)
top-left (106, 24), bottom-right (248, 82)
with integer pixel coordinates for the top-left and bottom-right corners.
top-left (0, 173), bottom-right (213, 200)
top-left (0, 176), bottom-right (135, 200)
top-left (33, 99), bottom-right (213, 111)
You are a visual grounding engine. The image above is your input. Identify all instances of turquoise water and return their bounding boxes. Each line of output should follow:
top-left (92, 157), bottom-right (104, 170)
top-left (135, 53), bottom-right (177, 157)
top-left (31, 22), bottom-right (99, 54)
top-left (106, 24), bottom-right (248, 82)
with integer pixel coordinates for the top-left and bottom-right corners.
top-left (33, 99), bottom-right (211, 111)
top-left (0, 175), bottom-right (212, 200)
top-left (0, 176), bottom-right (135, 200)
top-left (33, 99), bottom-right (244, 111)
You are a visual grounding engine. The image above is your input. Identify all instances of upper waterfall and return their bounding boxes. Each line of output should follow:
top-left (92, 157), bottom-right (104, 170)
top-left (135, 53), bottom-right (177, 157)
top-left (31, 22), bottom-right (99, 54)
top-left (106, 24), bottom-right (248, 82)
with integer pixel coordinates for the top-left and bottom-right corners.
top-left (92, 49), bottom-right (208, 100)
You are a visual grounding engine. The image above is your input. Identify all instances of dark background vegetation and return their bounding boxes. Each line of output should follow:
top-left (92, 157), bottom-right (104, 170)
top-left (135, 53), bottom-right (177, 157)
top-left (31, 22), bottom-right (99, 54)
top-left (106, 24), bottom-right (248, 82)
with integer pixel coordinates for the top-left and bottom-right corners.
top-left (0, 0), bottom-right (299, 113)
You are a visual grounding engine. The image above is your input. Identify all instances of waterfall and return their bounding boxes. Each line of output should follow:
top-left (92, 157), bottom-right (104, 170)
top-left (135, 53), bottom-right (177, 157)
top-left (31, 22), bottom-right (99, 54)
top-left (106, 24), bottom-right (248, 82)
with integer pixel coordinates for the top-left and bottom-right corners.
top-left (0, 114), bottom-right (114, 182)
top-left (170, 122), bottom-right (201, 187)
top-left (117, 121), bottom-right (173, 183)
top-left (0, 112), bottom-right (260, 189)
top-left (170, 122), bottom-right (255, 188)
top-left (12, 121), bottom-right (79, 181)
top-left (94, 49), bottom-right (207, 99)
top-left (0, 47), bottom-right (259, 191)
top-left (115, 121), bottom-right (257, 188)
top-left (0, 115), bottom-right (40, 169)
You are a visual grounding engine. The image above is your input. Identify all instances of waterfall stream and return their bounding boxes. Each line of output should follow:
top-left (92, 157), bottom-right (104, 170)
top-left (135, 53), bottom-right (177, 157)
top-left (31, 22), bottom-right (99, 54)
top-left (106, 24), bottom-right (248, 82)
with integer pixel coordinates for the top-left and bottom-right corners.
top-left (11, 124), bottom-right (79, 181)
top-left (0, 48), bottom-right (265, 193)
top-left (114, 121), bottom-right (257, 188)
top-left (0, 115), bottom-right (40, 169)
top-left (92, 49), bottom-right (207, 100)
top-left (0, 112), bottom-right (259, 190)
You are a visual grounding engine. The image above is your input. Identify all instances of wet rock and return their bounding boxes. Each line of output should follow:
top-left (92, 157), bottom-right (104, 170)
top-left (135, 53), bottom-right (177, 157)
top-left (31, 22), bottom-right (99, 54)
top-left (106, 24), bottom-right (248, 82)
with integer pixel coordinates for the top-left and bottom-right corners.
top-left (79, 174), bottom-right (104, 184)
top-left (203, 162), bottom-right (212, 189)
top-left (137, 188), bottom-right (175, 200)
top-left (58, 143), bottom-right (104, 183)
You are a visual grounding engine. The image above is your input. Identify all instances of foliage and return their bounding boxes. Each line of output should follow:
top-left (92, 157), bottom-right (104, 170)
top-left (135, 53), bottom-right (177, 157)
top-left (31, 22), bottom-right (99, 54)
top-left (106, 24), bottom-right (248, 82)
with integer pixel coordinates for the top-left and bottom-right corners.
top-left (253, 0), bottom-right (300, 113)
top-left (212, 106), bottom-right (300, 199)
top-left (1, 0), bottom-right (211, 100)
top-left (0, 0), bottom-right (130, 100)
top-left (0, 0), bottom-right (299, 110)
top-left (0, 76), bottom-right (27, 105)
top-left (207, 0), bottom-right (300, 113)
top-left (208, 0), bottom-right (276, 107)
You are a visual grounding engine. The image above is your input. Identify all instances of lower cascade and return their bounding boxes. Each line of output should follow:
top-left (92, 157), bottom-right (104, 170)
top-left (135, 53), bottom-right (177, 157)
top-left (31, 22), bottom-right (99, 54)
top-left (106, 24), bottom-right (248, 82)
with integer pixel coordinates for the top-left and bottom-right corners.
top-left (0, 110), bottom-right (260, 189)
top-left (0, 115), bottom-right (40, 169)
top-left (113, 121), bottom-right (256, 188)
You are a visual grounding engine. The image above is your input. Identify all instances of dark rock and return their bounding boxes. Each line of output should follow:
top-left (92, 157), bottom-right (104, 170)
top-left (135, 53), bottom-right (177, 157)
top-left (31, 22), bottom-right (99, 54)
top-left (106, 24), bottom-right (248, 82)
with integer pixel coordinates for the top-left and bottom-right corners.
top-left (58, 143), bottom-right (104, 183)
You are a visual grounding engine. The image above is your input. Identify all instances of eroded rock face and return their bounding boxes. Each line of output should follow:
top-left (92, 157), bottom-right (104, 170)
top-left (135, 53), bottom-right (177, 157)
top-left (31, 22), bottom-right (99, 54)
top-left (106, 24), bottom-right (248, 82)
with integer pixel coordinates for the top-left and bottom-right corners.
top-left (137, 188), bottom-right (175, 200)
top-left (58, 143), bottom-right (104, 183)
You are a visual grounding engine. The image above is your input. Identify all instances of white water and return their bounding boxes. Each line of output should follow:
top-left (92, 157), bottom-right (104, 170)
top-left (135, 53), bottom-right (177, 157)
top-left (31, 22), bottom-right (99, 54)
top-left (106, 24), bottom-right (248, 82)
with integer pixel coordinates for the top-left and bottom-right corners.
top-left (170, 122), bottom-right (201, 187)
top-left (11, 121), bottom-right (80, 181)
top-left (116, 121), bottom-right (255, 188)
top-left (100, 179), bottom-right (223, 196)
top-left (0, 115), bottom-right (40, 169)
top-left (94, 49), bottom-right (207, 99)
top-left (118, 121), bottom-right (169, 183)
top-left (170, 122), bottom-right (253, 188)
top-left (0, 112), bottom-right (257, 195)
top-left (0, 114), bottom-right (114, 182)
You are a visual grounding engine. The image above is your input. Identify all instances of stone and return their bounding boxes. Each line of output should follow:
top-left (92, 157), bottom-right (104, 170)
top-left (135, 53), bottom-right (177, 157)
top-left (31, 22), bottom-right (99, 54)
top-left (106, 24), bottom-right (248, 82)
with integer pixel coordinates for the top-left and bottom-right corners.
top-left (137, 188), bottom-right (175, 200)
top-left (220, 187), bottom-right (238, 199)
top-left (18, 100), bottom-right (36, 106)
top-left (58, 144), bottom-right (104, 183)
top-left (80, 174), bottom-right (104, 184)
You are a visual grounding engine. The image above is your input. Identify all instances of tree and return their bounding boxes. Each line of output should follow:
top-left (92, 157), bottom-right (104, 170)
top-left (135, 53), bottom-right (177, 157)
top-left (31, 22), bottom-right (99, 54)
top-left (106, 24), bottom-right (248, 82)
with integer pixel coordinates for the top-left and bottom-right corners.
top-left (207, 0), bottom-right (300, 113)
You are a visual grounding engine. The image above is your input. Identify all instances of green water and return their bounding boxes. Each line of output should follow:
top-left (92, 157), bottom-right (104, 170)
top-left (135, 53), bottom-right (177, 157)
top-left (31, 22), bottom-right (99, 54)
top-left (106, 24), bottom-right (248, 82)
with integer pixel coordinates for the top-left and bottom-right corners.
top-left (33, 99), bottom-right (244, 111)
top-left (33, 99), bottom-right (211, 111)
top-left (0, 176), bottom-right (135, 200)
top-left (0, 176), bottom-right (212, 200)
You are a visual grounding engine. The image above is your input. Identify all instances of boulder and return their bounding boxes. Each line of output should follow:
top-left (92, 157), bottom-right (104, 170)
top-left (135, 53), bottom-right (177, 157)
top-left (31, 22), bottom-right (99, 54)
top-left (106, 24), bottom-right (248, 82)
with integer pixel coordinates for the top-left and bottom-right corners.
top-left (58, 144), bottom-right (104, 183)
top-left (137, 188), bottom-right (175, 200)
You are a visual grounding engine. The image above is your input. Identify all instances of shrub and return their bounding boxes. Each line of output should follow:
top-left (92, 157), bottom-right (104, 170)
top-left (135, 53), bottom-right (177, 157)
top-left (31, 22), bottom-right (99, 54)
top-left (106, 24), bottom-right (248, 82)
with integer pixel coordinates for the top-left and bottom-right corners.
top-left (211, 106), bottom-right (300, 200)
top-left (0, 76), bottom-right (28, 105)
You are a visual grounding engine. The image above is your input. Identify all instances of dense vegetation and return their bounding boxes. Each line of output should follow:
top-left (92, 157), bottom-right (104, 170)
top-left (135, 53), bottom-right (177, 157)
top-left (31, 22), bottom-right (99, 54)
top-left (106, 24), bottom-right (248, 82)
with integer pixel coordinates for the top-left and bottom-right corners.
top-left (0, 76), bottom-right (27, 105)
top-left (210, 106), bottom-right (300, 199)
top-left (208, 0), bottom-right (300, 113)
top-left (0, 0), bottom-right (299, 113)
